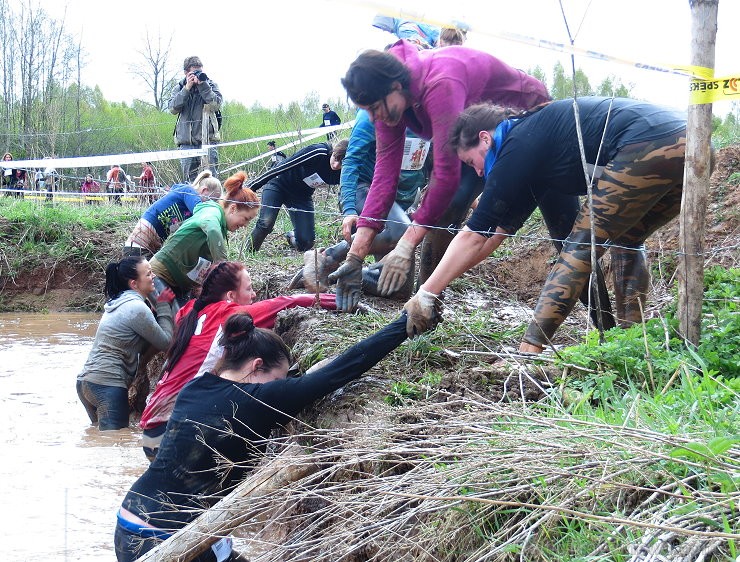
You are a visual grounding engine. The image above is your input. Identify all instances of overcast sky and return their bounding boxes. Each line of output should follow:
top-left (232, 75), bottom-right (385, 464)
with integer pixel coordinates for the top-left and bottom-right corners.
top-left (31, 0), bottom-right (740, 116)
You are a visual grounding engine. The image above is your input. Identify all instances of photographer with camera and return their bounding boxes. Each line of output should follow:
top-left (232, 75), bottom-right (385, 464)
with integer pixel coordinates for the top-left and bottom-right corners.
top-left (169, 56), bottom-right (223, 182)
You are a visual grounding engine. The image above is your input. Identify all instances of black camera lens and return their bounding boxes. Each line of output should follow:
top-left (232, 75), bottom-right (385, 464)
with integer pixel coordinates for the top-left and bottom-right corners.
top-left (192, 69), bottom-right (208, 81)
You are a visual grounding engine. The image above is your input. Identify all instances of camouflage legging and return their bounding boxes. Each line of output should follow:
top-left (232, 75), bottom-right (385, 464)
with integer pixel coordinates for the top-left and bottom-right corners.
top-left (523, 132), bottom-right (687, 347)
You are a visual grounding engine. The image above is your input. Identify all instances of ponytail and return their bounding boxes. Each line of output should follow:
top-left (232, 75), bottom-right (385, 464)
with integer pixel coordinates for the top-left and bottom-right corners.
top-left (163, 261), bottom-right (247, 371)
top-left (221, 171), bottom-right (259, 210)
top-left (104, 255), bottom-right (145, 301)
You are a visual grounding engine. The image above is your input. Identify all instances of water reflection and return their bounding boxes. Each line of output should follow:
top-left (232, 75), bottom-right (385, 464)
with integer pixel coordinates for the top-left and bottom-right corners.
top-left (0, 313), bottom-right (149, 561)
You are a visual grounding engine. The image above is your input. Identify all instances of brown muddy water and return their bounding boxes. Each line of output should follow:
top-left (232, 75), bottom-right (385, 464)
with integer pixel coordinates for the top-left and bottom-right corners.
top-left (0, 313), bottom-right (149, 561)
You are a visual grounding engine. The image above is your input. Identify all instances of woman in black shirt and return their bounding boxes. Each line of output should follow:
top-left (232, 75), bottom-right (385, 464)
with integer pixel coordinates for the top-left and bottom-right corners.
top-left (115, 310), bottom-right (415, 561)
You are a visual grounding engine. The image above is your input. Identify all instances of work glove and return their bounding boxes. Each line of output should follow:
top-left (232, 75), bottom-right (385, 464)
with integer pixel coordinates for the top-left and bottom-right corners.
top-left (328, 253), bottom-right (363, 312)
top-left (403, 288), bottom-right (443, 338)
top-left (376, 238), bottom-right (415, 296)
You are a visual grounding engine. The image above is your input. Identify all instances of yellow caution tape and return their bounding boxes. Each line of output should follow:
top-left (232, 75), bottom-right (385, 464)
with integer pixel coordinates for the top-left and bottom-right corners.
top-left (690, 75), bottom-right (740, 104)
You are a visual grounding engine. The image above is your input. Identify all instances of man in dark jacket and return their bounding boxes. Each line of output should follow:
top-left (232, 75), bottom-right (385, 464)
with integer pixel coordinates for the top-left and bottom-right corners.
top-left (319, 103), bottom-right (341, 141)
top-left (168, 56), bottom-right (223, 182)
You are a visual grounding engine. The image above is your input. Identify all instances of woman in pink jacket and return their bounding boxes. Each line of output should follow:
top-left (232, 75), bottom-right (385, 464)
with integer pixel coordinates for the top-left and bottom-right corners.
top-left (330, 40), bottom-right (549, 310)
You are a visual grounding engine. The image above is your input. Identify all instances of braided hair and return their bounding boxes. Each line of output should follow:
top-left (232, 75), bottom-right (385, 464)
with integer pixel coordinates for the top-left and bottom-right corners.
top-left (162, 261), bottom-right (247, 371)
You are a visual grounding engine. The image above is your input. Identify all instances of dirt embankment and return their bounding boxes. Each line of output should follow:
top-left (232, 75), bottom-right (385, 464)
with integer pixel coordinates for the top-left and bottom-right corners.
top-left (0, 146), bottom-right (738, 313)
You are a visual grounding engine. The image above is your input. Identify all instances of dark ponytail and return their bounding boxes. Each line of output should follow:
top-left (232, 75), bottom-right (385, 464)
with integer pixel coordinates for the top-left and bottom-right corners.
top-left (163, 261), bottom-right (247, 371)
top-left (104, 255), bottom-right (145, 301)
top-left (214, 313), bottom-right (291, 375)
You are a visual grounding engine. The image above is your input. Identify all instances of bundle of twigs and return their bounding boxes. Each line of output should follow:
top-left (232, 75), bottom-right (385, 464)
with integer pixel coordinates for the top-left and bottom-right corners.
top-left (154, 390), bottom-right (737, 562)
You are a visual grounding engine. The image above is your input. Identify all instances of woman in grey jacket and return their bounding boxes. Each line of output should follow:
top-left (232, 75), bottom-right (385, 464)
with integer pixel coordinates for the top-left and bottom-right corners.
top-left (76, 256), bottom-right (175, 430)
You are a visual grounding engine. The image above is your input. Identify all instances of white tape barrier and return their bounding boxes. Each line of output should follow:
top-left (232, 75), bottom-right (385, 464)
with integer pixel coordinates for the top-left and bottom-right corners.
top-left (0, 121), bottom-right (354, 172)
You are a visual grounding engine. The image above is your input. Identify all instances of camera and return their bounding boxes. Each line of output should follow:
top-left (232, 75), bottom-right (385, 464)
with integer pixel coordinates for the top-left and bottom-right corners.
top-left (192, 69), bottom-right (209, 81)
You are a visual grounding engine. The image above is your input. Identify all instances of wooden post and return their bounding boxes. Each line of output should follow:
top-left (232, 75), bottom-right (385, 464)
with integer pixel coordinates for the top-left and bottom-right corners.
top-left (135, 444), bottom-right (317, 562)
top-left (678, 0), bottom-right (718, 346)
top-left (201, 107), bottom-right (211, 175)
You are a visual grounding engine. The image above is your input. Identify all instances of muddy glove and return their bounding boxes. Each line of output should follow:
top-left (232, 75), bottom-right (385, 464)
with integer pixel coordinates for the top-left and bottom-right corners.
top-left (376, 238), bottom-right (415, 296)
top-left (328, 253), bottom-right (363, 312)
top-left (403, 288), bottom-right (443, 338)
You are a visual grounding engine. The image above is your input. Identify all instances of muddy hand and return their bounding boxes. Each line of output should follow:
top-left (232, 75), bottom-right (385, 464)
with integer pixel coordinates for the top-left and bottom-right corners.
top-left (328, 253), bottom-right (363, 312)
top-left (403, 288), bottom-right (443, 338)
top-left (156, 287), bottom-right (175, 304)
top-left (377, 239), bottom-right (414, 296)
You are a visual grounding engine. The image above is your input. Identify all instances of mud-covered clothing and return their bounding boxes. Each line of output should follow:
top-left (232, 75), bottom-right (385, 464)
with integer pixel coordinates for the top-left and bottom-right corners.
top-left (358, 39), bottom-right (549, 232)
top-left (140, 294), bottom-right (338, 431)
top-left (150, 200), bottom-right (228, 292)
top-left (77, 291), bottom-right (174, 389)
top-left (247, 143), bottom-right (341, 252)
top-left (249, 142), bottom-right (340, 197)
top-left (466, 97), bottom-right (686, 235)
top-left (121, 314), bottom-right (408, 531)
top-left (340, 108), bottom-right (425, 217)
top-left (141, 184), bottom-right (202, 241)
top-left (169, 78), bottom-right (222, 147)
top-left (464, 97), bottom-right (686, 346)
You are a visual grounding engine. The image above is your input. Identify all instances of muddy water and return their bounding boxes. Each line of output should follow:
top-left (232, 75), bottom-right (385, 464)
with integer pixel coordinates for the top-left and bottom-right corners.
top-left (0, 313), bottom-right (149, 561)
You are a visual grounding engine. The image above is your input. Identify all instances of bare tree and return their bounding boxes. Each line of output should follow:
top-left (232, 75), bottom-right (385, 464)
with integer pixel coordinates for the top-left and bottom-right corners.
top-left (130, 30), bottom-right (178, 110)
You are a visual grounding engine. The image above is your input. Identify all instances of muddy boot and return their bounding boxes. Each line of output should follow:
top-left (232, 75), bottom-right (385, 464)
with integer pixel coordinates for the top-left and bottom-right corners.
top-left (287, 267), bottom-right (305, 290)
top-left (285, 231), bottom-right (297, 249)
top-left (611, 244), bottom-right (649, 327)
top-left (302, 242), bottom-right (349, 292)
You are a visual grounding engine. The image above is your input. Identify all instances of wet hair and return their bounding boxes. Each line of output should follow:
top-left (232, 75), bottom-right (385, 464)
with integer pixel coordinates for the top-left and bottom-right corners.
top-left (439, 28), bottom-right (466, 47)
top-left (183, 56), bottom-right (203, 70)
top-left (192, 169), bottom-right (223, 200)
top-left (449, 103), bottom-right (531, 152)
top-left (164, 261), bottom-right (247, 372)
top-left (331, 139), bottom-right (349, 164)
top-left (214, 313), bottom-right (292, 375)
top-left (341, 50), bottom-right (411, 106)
top-left (221, 171), bottom-right (259, 210)
top-left (104, 255), bottom-right (146, 301)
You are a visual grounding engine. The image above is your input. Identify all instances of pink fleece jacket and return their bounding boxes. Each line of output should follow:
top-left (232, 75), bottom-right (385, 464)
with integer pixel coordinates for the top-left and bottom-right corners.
top-left (357, 40), bottom-right (549, 231)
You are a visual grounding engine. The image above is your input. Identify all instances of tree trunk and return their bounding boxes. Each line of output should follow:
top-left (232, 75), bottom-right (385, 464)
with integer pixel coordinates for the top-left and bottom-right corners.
top-left (678, 0), bottom-right (718, 346)
top-left (135, 444), bottom-right (317, 562)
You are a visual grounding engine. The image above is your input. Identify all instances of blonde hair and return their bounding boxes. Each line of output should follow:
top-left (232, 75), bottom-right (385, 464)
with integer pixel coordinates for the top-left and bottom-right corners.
top-left (192, 170), bottom-right (222, 200)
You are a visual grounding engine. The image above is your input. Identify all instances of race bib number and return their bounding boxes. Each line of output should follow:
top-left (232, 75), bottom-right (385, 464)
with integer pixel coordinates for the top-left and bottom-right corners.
top-left (186, 257), bottom-right (212, 284)
top-left (302, 173), bottom-right (328, 189)
top-left (401, 138), bottom-right (430, 171)
top-left (324, 119), bottom-right (332, 126)
top-left (3, 168), bottom-right (11, 177)
top-left (211, 537), bottom-right (233, 562)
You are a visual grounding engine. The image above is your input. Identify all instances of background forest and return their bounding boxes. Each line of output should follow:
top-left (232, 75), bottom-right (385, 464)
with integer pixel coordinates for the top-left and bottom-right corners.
top-left (1, 0), bottom-right (738, 189)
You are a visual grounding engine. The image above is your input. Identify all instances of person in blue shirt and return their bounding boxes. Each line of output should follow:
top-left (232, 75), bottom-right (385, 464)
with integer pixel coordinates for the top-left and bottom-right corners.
top-left (123, 170), bottom-right (223, 257)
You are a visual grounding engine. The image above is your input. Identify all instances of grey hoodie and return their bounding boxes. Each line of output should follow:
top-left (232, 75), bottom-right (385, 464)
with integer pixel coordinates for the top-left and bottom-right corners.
top-left (77, 290), bottom-right (174, 389)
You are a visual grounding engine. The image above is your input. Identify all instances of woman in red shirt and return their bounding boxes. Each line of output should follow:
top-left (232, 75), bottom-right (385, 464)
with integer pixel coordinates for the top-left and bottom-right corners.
top-left (139, 260), bottom-right (336, 460)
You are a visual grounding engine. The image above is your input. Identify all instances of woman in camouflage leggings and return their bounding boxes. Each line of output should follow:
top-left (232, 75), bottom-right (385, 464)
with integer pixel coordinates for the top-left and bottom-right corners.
top-left (403, 97), bottom-right (687, 351)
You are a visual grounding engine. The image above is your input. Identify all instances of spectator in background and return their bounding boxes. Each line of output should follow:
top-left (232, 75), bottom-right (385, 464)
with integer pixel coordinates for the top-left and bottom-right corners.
top-left (169, 56), bottom-right (223, 182)
top-left (2, 152), bottom-right (24, 198)
top-left (266, 140), bottom-right (287, 169)
top-left (136, 162), bottom-right (156, 204)
top-left (81, 174), bottom-right (101, 205)
top-left (438, 27), bottom-right (467, 47)
top-left (43, 159), bottom-right (57, 202)
top-left (107, 164), bottom-right (126, 205)
top-left (319, 103), bottom-right (341, 141)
